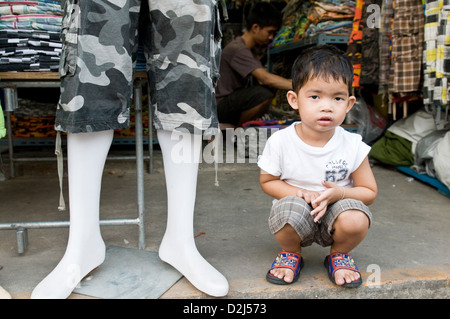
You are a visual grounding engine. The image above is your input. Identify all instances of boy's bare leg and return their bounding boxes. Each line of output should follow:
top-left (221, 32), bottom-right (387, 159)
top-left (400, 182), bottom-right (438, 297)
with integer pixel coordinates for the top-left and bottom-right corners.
top-left (330, 210), bottom-right (369, 285)
top-left (271, 224), bottom-right (302, 283)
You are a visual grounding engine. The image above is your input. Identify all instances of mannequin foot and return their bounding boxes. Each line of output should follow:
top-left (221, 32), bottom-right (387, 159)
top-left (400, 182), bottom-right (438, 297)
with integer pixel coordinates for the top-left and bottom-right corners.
top-left (159, 236), bottom-right (229, 297)
top-left (31, 238), bottom-right (105, 299)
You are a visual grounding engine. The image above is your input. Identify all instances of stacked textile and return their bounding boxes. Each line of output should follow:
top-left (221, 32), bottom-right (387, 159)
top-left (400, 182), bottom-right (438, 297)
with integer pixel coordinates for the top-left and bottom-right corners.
top-left (0, 0), bottom-right (63, 72)
top-left (272, 0), bottom-right (355, 48)
top-left (10, 96), bottom-right (57, 137)
top-left (136, 45), bottom-right (146, 71)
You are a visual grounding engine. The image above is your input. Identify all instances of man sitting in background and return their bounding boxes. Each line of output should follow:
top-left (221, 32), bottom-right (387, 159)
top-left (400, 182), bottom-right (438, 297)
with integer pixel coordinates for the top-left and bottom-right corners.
top-left (216, 2), bottom-right (292, 127)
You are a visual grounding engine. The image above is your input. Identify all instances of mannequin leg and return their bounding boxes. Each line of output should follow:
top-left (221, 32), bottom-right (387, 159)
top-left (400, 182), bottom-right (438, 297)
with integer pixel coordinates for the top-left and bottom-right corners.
top-left (157, 130), bottom-right (229, 297)
top-left (31, 130), bottom-right (113, 299)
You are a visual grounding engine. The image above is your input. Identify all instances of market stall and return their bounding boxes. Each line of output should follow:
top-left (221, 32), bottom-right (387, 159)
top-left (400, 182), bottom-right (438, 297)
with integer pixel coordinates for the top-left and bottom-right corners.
top-left (222, 0), bottom-right (449, 195)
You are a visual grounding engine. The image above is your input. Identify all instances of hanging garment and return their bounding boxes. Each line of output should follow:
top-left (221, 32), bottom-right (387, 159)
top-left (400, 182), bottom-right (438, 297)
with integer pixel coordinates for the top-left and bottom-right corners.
top-left (388, 0), bottom-right (424, 93)
top-left (423, 0), bottom-right (450, 107)
top-left (346, 0), bottom-right (364, 87)
top-left (360, 0), bottom-right (382, 86)
top-left (378, 0), bottom-right (394, 95)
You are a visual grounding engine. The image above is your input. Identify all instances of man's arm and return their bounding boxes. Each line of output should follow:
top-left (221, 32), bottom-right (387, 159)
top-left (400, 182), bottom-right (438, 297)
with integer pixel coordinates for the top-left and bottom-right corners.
top-left (251, 67), bottom-right (292, 91)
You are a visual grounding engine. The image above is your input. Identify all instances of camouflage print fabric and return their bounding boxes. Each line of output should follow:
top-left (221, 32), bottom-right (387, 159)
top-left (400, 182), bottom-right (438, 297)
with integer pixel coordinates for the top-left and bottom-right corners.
top-left (55, 0), bottom-right (221, 136)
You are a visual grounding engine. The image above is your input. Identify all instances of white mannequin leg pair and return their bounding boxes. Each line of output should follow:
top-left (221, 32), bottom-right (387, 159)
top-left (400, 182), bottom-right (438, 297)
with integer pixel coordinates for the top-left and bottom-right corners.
top-left (31, 129), bottom-right (228, 298)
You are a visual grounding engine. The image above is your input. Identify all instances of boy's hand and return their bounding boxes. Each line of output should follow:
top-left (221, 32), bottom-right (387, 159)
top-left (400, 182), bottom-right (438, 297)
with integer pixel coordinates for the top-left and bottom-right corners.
top-left (296, 188), bottom-right (321, 206)
top-left (309, 181), bottom-right (342, 223)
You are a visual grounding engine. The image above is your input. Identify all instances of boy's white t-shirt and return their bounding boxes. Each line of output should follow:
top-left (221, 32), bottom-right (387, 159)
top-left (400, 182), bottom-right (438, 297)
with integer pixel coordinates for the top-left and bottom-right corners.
top-left (257, 122), bottom-right (371, 191)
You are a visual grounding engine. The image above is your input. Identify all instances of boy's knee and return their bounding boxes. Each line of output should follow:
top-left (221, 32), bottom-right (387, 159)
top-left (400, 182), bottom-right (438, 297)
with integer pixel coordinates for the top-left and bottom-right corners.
top-left (334, 210), bottom-right (369, 234)
top-left (274, 222), bottom-right (298, 237)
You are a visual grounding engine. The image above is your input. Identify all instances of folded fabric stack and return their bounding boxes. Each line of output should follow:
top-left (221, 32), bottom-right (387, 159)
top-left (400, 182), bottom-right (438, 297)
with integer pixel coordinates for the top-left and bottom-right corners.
top-left (10, 96), bottom-right (57, 138)
top-left (242, 118), bottom-right (296, 129)
top-left (0, 0), bottom-right (63, 72)
top-left (272, 0), bottom-right (355, 48)
top-left (136, 45), bottom-right (146, 71)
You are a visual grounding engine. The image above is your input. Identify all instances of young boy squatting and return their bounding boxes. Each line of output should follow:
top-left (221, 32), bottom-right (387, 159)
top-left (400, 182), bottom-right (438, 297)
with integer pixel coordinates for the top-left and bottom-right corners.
top-left (257, 45), bottom-right (378, 287)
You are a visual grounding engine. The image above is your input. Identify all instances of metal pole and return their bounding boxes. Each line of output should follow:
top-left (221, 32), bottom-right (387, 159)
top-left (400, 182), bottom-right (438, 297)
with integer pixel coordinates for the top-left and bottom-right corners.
top-left (0, 218), bottom-right (140, 230)
top-left (5, 111), bottom-right (14, 178)
top-left (147, 82), bottom-right (153, 174)
top-left (134, 80), bottom-right (146, 250)
top-left (3, 87), bottom-right (18, 178)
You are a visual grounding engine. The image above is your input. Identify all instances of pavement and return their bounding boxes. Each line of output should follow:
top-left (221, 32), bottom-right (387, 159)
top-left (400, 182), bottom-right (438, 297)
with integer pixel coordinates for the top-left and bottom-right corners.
top-left (0, 143), bottom-right (449, 299)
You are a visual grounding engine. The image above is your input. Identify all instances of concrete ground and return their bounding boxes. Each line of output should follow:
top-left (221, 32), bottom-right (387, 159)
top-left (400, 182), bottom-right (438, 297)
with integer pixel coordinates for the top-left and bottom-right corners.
top-left (0, 144), bottom-right (449, 299)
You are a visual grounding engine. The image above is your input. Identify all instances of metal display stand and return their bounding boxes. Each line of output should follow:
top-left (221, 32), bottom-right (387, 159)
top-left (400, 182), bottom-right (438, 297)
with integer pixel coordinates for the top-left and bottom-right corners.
top-left (0, 71), bottom-right (151, 253)
top-left (267, 34), bottom-right (349, 71)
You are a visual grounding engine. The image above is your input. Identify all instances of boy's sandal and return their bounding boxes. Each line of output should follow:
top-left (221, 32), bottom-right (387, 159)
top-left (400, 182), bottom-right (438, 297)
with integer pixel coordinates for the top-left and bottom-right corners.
top-left (324, 252), bottom-right (362, 288)
top-left (266, 251), bottom-right (304, 285)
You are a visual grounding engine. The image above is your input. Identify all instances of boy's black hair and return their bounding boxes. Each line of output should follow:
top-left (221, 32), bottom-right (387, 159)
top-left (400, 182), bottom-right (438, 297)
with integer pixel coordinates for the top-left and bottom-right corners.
top-left (244, 2), bottom-right (282, 31)
top-left (291, 45), bottom-right (354, 95)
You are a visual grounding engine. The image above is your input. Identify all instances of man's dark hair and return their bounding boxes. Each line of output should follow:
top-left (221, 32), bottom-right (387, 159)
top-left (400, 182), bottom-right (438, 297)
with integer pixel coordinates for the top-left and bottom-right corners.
top-left (245, 2), bottom-right (282, 31)
top-left (291, 45), bottom-right (354, 95)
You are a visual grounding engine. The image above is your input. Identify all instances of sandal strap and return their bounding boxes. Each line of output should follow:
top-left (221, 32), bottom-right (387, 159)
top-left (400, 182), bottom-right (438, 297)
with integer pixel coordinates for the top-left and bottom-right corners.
top-left (327, 253), bottom-right (359, 277)
top-left (269, 252), bottom-right (302, 276)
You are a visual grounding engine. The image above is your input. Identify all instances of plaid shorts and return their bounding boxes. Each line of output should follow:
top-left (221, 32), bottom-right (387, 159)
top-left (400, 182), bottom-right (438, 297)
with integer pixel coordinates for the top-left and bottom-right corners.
top-left (268, 196), bottom-right (372, 247)
top-left (55, 0), bottom-right (222, 136)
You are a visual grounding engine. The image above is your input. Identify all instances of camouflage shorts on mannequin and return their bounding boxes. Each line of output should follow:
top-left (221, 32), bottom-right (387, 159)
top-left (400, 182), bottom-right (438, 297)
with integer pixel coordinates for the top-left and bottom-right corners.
top-left (55, 0), bottom-right (222, 136)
